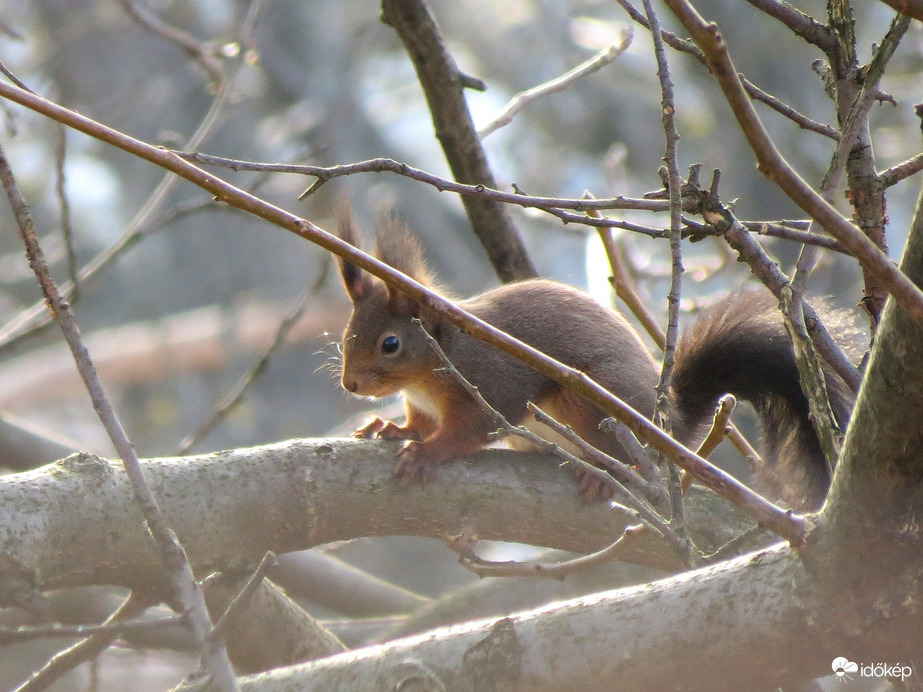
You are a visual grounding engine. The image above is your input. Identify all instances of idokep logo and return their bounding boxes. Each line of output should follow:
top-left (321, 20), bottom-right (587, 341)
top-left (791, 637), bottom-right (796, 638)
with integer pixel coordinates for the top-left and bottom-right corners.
top-left (832, 657), bottom-right (913, 683)
top-left (832, 657), bottom-right (858, 680)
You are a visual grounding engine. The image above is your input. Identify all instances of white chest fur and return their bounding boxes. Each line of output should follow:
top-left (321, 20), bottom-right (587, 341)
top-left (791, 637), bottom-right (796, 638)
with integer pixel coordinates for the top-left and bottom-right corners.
top-left (403, 386), bottom-right (442, 423)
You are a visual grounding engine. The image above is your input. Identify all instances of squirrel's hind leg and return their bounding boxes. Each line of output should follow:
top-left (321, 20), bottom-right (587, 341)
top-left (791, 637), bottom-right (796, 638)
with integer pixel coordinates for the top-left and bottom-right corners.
top-left (534, 387), bottom-right (649, 503)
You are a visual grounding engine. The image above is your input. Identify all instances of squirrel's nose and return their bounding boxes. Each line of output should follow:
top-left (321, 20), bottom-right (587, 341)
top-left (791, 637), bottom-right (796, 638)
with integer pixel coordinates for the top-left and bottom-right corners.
top-left (343, 378), bottom-right (358, 393)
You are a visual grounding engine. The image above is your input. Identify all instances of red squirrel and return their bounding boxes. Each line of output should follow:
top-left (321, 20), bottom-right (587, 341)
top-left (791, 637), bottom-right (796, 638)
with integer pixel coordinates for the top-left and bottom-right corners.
top-left (334, 207), bottom-right (856, 511)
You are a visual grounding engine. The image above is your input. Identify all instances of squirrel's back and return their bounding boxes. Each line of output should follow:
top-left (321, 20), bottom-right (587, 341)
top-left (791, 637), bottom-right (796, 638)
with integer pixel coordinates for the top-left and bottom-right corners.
top-left (459, 279), bottom-right (659, 413)
top-left (670, 292), bottom-right (857, 511)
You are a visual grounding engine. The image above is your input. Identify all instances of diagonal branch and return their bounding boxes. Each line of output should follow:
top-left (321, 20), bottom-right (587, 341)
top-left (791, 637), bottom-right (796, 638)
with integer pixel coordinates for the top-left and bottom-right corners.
top-left (613, 0), bottom-right (839, 139)
top-left (744, 0), bottom-right (837, 51)
top-left (478, 32), bottom-right (632, 138)
top-left (380, 0), bottom-right (536, 282)
top-left (0, 143), bottom-right (238, 691)
top-left (661, 0), bottom-right (923, 328)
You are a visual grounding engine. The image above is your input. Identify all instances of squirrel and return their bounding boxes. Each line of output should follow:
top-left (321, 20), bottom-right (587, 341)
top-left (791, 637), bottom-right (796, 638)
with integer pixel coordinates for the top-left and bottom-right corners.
top-left (333, 206), bottom-right (857, 511)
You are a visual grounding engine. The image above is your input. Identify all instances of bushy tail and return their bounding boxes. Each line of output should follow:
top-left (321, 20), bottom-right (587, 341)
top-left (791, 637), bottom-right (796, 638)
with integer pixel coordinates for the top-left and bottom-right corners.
top-left (670, 292), bottom-right (857, 511)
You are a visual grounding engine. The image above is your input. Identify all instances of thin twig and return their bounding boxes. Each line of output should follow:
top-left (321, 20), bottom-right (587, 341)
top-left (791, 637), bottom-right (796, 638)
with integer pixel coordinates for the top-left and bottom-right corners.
top-left (0, 1), bottom-right (269, 353)
top-left (726, 425), bottom-right (762, 464)
top-left (598, 201), bottom-right (766, 475)
top-left (413, 318), bottom-right (693, 564)
top-left (192, 152), bottom-right (847, 251)
top-left (600, 418), bottom-right (661, 485)
top-left (456, 523), bottom-right (651, 579)
top-left (880, 152), bottom-right (923, 188)
top-left (12, 591), bottom-right (151, 692)
top-left (744, 0), bottom-right (836, 51)
top-left (780, 288), bottom-right (841, 475)
top-left (0, 142), bottom-right (238, 691)
top-left (176, 284), bottom-right (316, 455)
top-left (1, 614), bottom-right (184, 646)
top-left (526, 405), bottom-right (695, 566)
top-left (681, 395), bottom-right (736, 493)
top-left (52, 124), bottom-right (78, 301)
top-left (528, 404), bottom-right (668, 509)
top-left (613, 0), bottom-right (839, 139)
top-left (116, 0), bottom-right (224, 86)
top-left (700, 181), bottom-right (863, 392)
top-left (478, 32), bottom-right (632, 138)
top-left (643, 0), bottom-right (689, 551)
top-left (208, 552), bottom-right (278, 645)
top-left (742, 220), bottom-right (844, 253)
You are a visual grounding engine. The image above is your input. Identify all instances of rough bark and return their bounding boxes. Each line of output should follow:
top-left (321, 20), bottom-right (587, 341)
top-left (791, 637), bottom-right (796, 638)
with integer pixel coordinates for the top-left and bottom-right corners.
top-left (176, 543), bottom-right (919, 692)
top-left (0, 440), bottom-right (761, 605)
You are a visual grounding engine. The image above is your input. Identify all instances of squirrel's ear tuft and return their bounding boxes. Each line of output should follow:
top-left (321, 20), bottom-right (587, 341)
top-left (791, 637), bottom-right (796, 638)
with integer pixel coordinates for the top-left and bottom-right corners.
top-left (374, 212), bottom-right (434, 287)
top-left (334, 198), bottom-right (374, 302)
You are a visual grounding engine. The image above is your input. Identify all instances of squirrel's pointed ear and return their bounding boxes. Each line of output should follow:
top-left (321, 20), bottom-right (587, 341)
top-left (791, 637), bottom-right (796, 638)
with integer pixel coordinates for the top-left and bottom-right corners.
top-left (335, 199), bottom-right (373, 302)
top-left (375, 213), bottom-right (433, 316)
top-left (374, 213), bottom-right (433, 285)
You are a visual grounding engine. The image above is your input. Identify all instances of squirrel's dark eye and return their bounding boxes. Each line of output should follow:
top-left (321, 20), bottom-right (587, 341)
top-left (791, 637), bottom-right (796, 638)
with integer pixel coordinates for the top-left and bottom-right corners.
top-left (379, 334), bottom-right (401, 356)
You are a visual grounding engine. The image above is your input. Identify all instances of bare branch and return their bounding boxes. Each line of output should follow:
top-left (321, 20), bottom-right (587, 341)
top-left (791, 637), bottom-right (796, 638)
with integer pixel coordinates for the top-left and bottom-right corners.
top-left (0, 5), bottom-right (267, 353)
top-left (52, 124), bottom-right (78, 300)
top-left (643, 0), bottom-right (689, 549)
top-left (176, 287), bottom-right (315, 455)
top-left (478, 32), bottom-right (632, 138)
top-left (2, 613), bottom-right (184, 646)
top-left (209, 552), bottom-right (278, 645)
top-left (380, 0), bottom-right (536, 282)
top-left (411, 318), bottom-right (695, 564)
top-left (614, 0), bottom-right (839, 139)
top-left (457, 524), bottom-right (651, 579)
top-left (11, 591), bottom-right (152, 692)
top-left (709, 195), bottom-right (863, 393)
top-left (880, 152), bottom-right (923, 188)
top-left (115, 0), bottom-right (225, 86)
top-left (662, 0), bottom-right (923, 328)
top-left (743, 0), bottom-right (836, 51)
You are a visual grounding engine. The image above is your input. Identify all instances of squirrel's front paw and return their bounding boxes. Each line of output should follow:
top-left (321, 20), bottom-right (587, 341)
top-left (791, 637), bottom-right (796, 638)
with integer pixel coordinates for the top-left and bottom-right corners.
top-left (353, 418), bottom-right (420, 441)
top-left (353, 417), bottom-right (387, 439)
top-left (393, 441), bottom-right (437, 486)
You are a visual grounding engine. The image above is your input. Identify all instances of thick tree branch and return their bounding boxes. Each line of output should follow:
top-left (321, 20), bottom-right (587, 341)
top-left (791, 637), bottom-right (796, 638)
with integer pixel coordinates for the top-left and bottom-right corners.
top-left (811, 179), bottom-right (923, 625)
top-left (0, 439), bottom-right (767, 602)
top-left (177, 543), bottom-right (921, 692)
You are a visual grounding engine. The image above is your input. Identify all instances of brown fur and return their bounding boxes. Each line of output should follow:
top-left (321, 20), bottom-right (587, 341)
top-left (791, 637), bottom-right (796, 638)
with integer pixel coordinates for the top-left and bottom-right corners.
top-left (671, 293), bottom-right (855, 511)
top-left (335, 206), bottom-right (857, 509)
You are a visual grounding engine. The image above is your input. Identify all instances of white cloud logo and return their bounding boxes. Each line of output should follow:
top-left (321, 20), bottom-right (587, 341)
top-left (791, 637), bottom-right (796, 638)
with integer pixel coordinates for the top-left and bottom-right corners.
top-left (832, 657), bottom-right (859, 678)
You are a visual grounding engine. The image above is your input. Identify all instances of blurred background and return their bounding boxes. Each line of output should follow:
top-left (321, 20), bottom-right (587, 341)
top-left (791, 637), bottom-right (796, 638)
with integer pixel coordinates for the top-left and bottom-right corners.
top-left (0, 0), bottom-right (919, 688)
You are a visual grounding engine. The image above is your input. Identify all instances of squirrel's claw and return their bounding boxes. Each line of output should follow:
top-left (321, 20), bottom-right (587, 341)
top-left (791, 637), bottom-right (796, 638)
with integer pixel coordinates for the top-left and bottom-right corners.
top-left (353, 417), bottom-right (387, 439)
top-left (574, 465), bottom-right (615, 504)
top-left (393, 441), bottom-right (436, 486)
